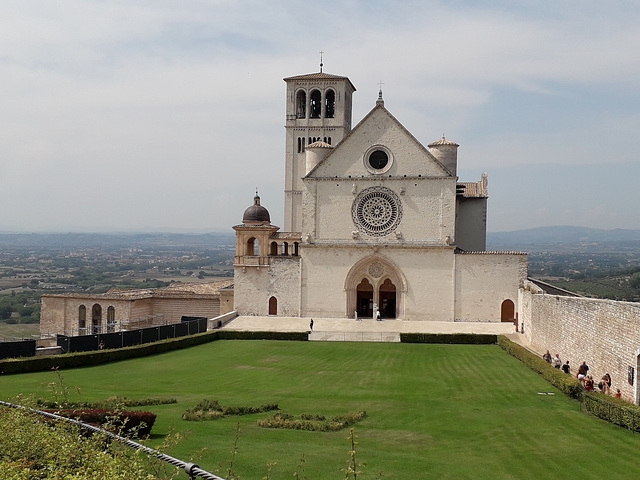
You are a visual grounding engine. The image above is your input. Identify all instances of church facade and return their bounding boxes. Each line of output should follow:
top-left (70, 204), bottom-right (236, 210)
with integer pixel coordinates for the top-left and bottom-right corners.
top-left (233, 69), bottom-right (527, 322)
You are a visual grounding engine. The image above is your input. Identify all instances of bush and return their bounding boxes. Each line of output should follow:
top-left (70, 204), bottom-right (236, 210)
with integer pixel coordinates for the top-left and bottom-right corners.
top-left (497, 336), bottom-right (583, 398)
top-left (401, 333), bottom-right (497, 344)
top-left (0, 407), bottom-right (154, 479)
top-left (257, 411), bottom-right (367, 432)
top-left (582, 392), bottom-right (640, 432)
top-left (182, 399), bottom-right (279, 421)
top-left (42, 408), bottom-right (157, 438)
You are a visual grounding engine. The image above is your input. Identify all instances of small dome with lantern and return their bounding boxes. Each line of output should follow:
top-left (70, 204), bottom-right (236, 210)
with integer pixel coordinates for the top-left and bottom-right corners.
top-left (242, 191), bottom-right (271, 224)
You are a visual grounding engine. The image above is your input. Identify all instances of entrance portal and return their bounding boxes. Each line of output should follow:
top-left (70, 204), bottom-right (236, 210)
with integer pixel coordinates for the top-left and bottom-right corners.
top-left (356, 278), bottom-right (374, 318)
top-left (379, 278), bottom-right (397, 319)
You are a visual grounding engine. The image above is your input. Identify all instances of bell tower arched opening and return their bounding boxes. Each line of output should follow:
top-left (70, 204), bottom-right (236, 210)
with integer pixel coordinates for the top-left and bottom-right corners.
top-left (310, 89), bottom-right (322, 118)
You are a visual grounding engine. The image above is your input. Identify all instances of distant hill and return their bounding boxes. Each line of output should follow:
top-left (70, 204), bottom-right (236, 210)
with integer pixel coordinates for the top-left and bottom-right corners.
top-left (487, 226), bottom-right (640, 246)
top-left (0, 232), bottom-right (236, 248)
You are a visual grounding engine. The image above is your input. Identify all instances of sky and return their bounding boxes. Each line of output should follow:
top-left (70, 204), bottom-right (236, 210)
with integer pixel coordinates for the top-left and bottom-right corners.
top-left (0, 0), bottom-right (639, 233)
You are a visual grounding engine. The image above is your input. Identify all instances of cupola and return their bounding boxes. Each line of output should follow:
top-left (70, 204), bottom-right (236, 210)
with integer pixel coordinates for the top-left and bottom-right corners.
top-left (242, 192), bottom-right (271, 224)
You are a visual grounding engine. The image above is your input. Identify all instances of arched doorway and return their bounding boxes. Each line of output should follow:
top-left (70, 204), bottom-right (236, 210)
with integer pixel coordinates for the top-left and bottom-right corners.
top-left (356, 279), bottom-right (374, 318)
top-left (379, 278), bottom-right (397, 319)
top-left (501, 299), bottom-right (515, 322)
top-left (92, 304), bottom-right (102, 334)
top-left (269, 296), bottom-right (277, 316)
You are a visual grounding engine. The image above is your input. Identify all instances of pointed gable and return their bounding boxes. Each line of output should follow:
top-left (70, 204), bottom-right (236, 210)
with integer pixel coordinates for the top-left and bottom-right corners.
top-left (306, 104), bottom-right (452, 179)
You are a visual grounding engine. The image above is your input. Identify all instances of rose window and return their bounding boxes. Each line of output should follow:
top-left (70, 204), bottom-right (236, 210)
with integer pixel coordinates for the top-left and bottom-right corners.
top-left (352, 187), bottom-right (402, 237)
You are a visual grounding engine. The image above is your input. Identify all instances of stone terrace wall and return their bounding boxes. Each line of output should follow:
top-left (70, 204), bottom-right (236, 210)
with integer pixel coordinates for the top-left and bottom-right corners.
top-left (521, 282), bottom-right (640, 403)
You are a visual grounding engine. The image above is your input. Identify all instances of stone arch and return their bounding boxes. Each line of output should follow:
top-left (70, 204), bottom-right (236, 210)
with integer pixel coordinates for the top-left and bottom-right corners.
top-left (269, 296), bottom-right (278, 316)
top-left (295, 89), bottom-right (306, 118)
top-left (325, 89), bottom-right (335, 118)
top-left (281, 242), bottom-right (289, 255)
top-left (92, 304), bottom-right (102, 334)
top-left (270, 241), bottom-right (278, 256)
top-left (310, 89), bottom-right (322, 118)
top-left (107, 306), bottom-right (115, 332)
top-left (501, 299), bottom-right (515, 323)
top-left (344, 255), bottom-right (406, 319)
top-left (246, 237), bottom-right (259, 256)
top-left (78, 305), bottom-right (87, 332)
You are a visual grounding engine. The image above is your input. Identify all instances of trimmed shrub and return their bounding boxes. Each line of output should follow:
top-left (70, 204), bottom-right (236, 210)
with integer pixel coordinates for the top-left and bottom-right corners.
top-left (497, 336), bottom-right (582, 398)
top-left (182, 399), bottom-right (279, 421)
top-left (582, 392), bottom-right (640, 432)
top-left (42, 408), bottom-right (157, 438)
top-left (401, 333), bottom-right (497, 344)
top-left (258, 411), bottom-right (367, 432)
top-left (37, 396), bottom-right (177, 410)
top-left (215, 331), bottom-right (309, 341)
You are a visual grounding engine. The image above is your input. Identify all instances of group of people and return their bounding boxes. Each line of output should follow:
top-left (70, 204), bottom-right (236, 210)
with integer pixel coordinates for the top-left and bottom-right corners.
top-left (542, 350), bottom-right (621, 398)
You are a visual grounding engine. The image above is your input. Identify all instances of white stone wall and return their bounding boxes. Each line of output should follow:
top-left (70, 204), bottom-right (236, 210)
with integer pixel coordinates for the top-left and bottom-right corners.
top-left (300, 246), bottom-right (456, 320)
top-left (233, 257), bottom-right (301, 316)
top-left (521, 283), bottom-right (640, 403)
top-left (454, 253), bottom-right (526, 322)
top-left (455, 198), bottom-right (487, 251)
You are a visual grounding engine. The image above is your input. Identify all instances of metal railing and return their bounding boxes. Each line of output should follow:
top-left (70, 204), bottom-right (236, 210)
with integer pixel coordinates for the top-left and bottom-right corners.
top-left (0, 400), bottom-right (226, 480)
top-left (580, 393), bottom-right (640, 433)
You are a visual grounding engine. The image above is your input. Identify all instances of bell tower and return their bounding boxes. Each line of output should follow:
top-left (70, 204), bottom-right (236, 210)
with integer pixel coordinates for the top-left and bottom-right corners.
top-left (283, 65), bottom-right (356, 232)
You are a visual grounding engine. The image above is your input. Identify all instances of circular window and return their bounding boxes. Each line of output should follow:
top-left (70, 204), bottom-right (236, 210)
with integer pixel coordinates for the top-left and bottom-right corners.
top-left (352, 186), bottom-right (402, 237)
top-left (369, 150), bottom-right (388, 169)
top-left (363, 145), bottom-right (393, 174)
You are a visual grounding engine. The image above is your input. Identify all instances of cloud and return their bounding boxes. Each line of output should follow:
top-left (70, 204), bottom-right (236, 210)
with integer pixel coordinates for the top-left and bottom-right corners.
top-left (0, 1), bottom-right (639, 231)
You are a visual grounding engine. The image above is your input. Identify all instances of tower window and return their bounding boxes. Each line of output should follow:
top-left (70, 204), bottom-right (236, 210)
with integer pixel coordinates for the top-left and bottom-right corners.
top-left (296, 90), bottom-right (306, 119)
top-left (325, 89), bottom-right (335, 118)
top-left (310, 89), bottom-right (321, 118)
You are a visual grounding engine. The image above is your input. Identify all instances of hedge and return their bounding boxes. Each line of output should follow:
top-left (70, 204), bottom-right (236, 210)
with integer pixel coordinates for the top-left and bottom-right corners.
top-left (582, 392), bottom-right (640, 432)
top-left (43, 408), bottom-right (157, 438)
top-left (0, 330), bottom-right (308, 375)
top-left (497, 336), bottom-right (583, 398)
top-left (401, 333), bottom-right (497, 344)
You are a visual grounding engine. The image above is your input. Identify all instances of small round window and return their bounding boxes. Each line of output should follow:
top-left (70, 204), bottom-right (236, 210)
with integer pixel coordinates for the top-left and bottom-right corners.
top-left (369, 150), bottom-right (388, 170)
top-left (363, 145), bottom-right (393, 174)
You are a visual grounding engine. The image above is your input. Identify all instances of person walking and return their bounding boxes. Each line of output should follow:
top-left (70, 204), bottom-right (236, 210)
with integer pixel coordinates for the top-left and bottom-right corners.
top-left (309, 319), bottom-right (314, 331)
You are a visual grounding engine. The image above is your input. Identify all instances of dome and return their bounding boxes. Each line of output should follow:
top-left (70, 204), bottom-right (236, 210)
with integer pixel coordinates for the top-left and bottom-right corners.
top-left (242, 193), bottom-right (271, 224)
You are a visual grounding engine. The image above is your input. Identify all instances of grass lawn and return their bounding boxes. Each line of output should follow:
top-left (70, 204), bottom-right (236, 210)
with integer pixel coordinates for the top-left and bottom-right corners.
top-left (3, 340), bottom-right (640, 479)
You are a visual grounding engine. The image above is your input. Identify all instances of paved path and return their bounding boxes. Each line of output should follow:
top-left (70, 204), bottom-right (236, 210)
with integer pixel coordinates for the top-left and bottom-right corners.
top-left (221, 315), bottom-right (542, 351)
top-left (223, 316), bottom-right (514, 335)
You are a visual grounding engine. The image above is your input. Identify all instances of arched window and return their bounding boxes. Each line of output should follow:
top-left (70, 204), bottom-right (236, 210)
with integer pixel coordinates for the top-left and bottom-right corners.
top-left (246, 237), bottom-right (259, 256)
top-left (325, 89), bottom-right (335, 118)
top-left (298, 137), bottom-right (302, 153)
top-left (281, 242), bottom-right (289, 255)
top-left (107, 306), bottom-right (115, 333)
top-left (270, 241), bottom-right (278, 256)
top-left (296, 90), bottom-right (306, 118)
top-left (78, 305), bottom-right (86, 332)
top-left (292, 242), bottom-right (300, 256)
top-left (310, 90), bottom-right (322, 118)
top-left (92, 304), bottom-right (102, 334)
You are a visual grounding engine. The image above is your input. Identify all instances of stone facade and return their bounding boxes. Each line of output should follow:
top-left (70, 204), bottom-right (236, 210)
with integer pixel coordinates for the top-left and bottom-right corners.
top-left (232, 68), bottom-right (526, 322)
top-left (40, 280), bottom-right (233, 336)
top-left (520, 279), bottom-right (640, 403)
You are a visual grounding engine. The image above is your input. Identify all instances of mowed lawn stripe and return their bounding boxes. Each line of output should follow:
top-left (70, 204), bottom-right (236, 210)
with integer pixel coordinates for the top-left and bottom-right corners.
top-left (3, 340), bottom-right (640, 479)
